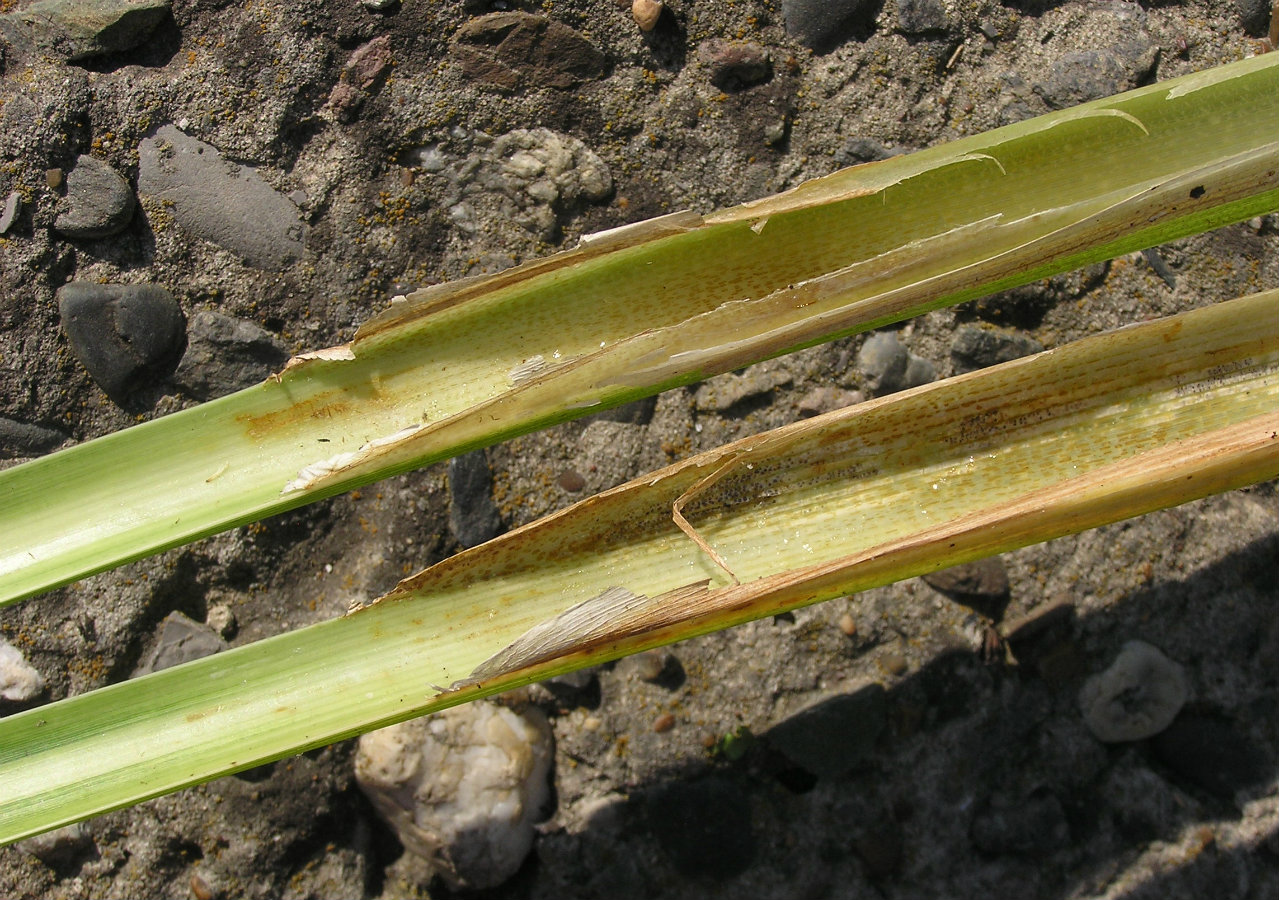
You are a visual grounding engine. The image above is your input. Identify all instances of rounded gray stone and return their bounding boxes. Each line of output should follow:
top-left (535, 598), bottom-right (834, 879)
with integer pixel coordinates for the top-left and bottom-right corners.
top-left (54, 154), bottom-right (135, 239)
top-left (1079, 641), bottom-right (1188, 743)
top-left (57, 281), bottom-right (186, 403)
top-left (137, 125), bottom-right (306, 271)
top-left (174, 310), bottom-right (289, 400)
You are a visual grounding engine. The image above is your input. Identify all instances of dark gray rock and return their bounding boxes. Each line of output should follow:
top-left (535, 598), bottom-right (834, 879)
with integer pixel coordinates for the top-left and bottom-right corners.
top-left (1152, 714), bottom-right (1272, 799)
top-left (766, 685), bottom-right (886, 778)
top-left (833, 137), bottom-right (895, 168)
top-left (1033, 6), bottom-right (1158, 112)
top-left (1238, 0), bottom-right (1273, 35)
top-left (0, 417), bottom-right (66, 459)
top-left (0, 190), bottom-right (20, 234)
top-left (137, 125), bottom-right (307, 271)
top-left (951, 325), bottom-right (1043, 373)
top-left (57, 281), bottom-right (186, 403)
top-left (923, 557), bottom-right (1010, 620)
top-left (897, 0), bottom-right (948, 35)
top-left (783, 0), bottom-right (880, 52)
top-left (450, 12), bottom-right (608, 91)
top-left (54, 154), bottom-right (135, 239)
top-left (0, 0), bottom-right (171, 62)
top-left (174, 310), bottom-right (289, 400)
top-left (647, 776), bottom-right (756, 879)
top-left (970, 788), bottom-right (1069, 855)
top-left (139, 611), bottom-right (227, 675)
top-left (448, 450), bottom-right (504, 548)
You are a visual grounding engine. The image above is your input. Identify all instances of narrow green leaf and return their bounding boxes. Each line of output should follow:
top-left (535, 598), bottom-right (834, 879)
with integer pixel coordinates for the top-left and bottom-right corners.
top-left (2, 290), bottom-right (1274, 844)
top-left (1, 54), bottom-right (1275, 605)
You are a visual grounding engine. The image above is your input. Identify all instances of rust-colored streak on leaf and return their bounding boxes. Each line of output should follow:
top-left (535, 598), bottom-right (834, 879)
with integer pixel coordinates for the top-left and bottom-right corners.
top-left (238, 398), bottom-right (356, 441)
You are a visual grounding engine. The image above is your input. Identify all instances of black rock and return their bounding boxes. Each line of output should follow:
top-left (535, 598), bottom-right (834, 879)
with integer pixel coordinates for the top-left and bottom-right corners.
top-left (448, 450), bottom-right (504, 548)
top-left (647, 776), bottom-right (756, 879)
top-left (1152, 713), bottom-right (1273, 799)
top-left (54, 154), bottom-right (135, 239)
top-left (766, 685), bottom-right (886, 779)
top-left (0, 416), bottom-right (66, 459)
top-left (1238, 0), bottom-right (1273, 35)
top-left (174, 310), bottom-right (289, 400)
top-left (951, 325), bottom-right (1043, 373)
top-left (782, 0), bottom-right (880, 53)
top-left (898, 0), bottom-right (948, 35)
top-left (57, 281), bottom-right (186, 403)
top-left (139, 611), bottom-right (227, 675)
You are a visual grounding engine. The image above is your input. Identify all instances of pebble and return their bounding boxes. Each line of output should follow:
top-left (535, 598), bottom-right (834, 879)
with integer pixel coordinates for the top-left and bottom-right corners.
top-left (137, 124), bottom-right (307, 271)
top-left (626, 649), bottom-right (664, 682)
top-left (173, 309), bottom-right (289, 400)
top-left (878, 653), bottom-right (908, 676)
top-left (57, 281), bottom-right (186, 404)
top-left (362, 0), bottom-right (397, 10)
top-left (646, 776), bottom-right (756, 879)
top-left (451, 12), bottom-right (607, 91)
top-left (1078, 641), bottom-right (1187, 742)
top-left (1237, 0), bottom-right (1272, 35)
top-left (950, 325), bottom-right (1043, 373)
top-left (137, 611), bottom-right (227, 675)
top-left (798, 386), bottom-right (862, 417)
top-left (922, 557), bottom-right (1010, 621)
top-left (694, 367), bottom-right (791, 412)
top-left (0, 416), bottom-right (66, 459)
top-left (970, 787), bottom-right (1069, 855)
top-left (631, 0), bottom-right (663, 32)
top-left (837, 612), bottom-right (858, 636)
top-left (0, 0), bottom-right (171, 62)
top-left (15, 821), bottom-right (94, 866)
top-left (897, 0), bottom-right (949, 35)
top-left (1032, 4), bottom-right (1158, 111)
top-left (45, 168), bottom-right (63, 190)
top-left (857, 332), bottom-right (934, 396)
top-left (555, 469), bottom-right (586, 492)
top-left (833, 137), bottom-right (894, 168)
top-left (448, 450), bottom-right (504, 548)
top-left (699, 40), bottom-right (772, 92)
top-left (766, 685), bottom-right (886, 779)
top-left (355, 700), bottom-right (554, 891)
top-left (0, 636), bottom-right (45, 701)
top-left (1151, 713), bottom-right (1272, 799)
top-left (0, 190), bottom-right (20, 233)
top-left (653, 713), bottom-right (675, 733)
top-left (205, 603), bottom-right (238, 640)
top-left (54, 154), bottom-right (135, 240)
top-left (782, 0), bottom-right (879, 52)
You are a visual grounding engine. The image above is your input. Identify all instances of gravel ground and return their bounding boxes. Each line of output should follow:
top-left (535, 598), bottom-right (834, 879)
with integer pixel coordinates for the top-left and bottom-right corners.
top-left (1, 0), bottom-right (1277, 897)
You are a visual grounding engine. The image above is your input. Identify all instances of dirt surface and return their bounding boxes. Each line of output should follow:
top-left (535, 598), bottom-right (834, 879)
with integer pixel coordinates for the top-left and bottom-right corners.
top-left (1, 0), bottom-right (1277, 897)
